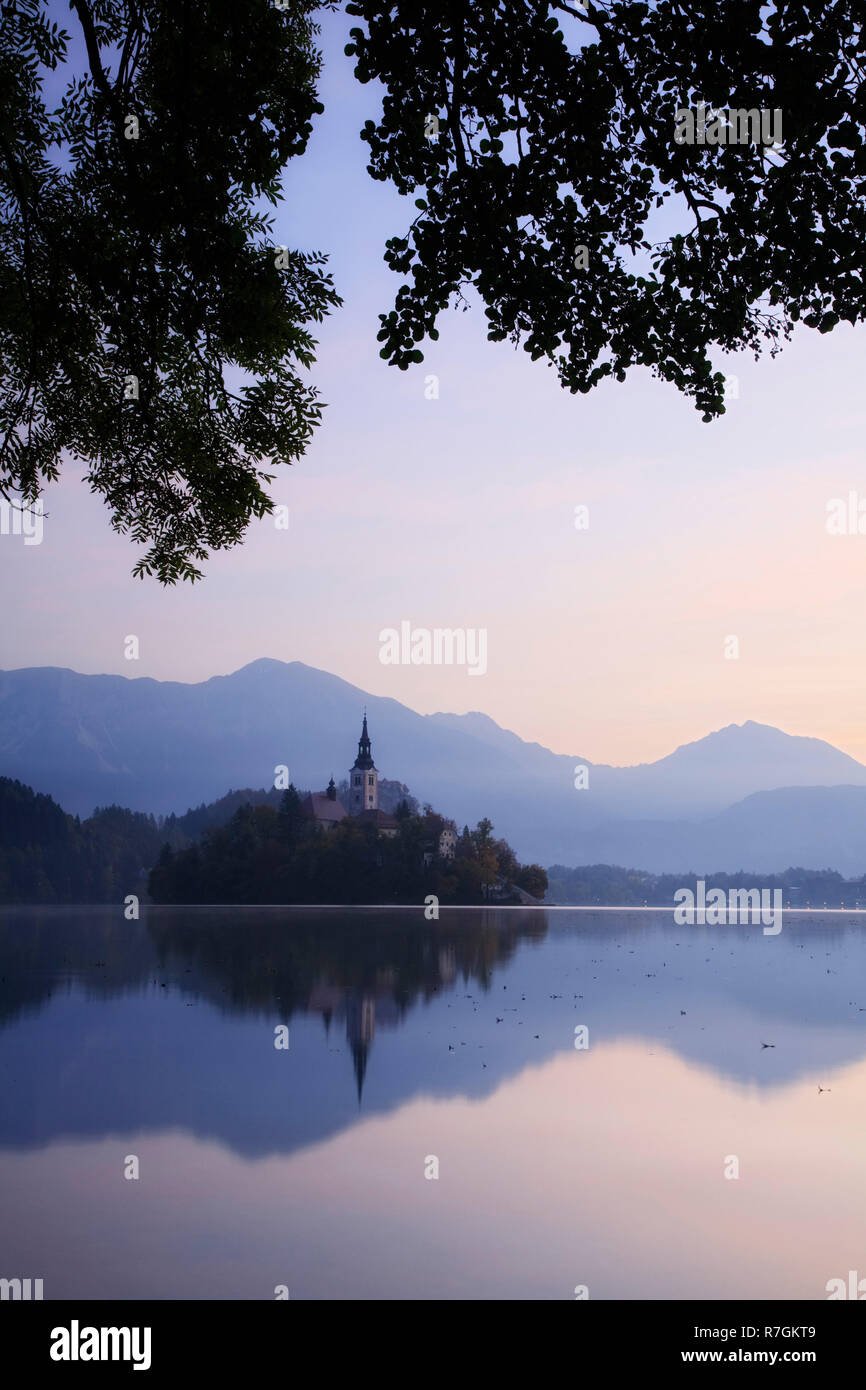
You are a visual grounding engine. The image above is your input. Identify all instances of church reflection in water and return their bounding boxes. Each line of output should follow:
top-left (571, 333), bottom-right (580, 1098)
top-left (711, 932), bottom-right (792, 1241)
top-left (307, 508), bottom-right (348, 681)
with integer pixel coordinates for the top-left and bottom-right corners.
top-left (4, 905), bottom-right (866, 1299)
top-left (143, 905), bottom-right (549, 1102)
top-left (0, 904), bottom-right (549, 1131)
top-left (306, 940), bottom-right (463, 1099)
top-left (3, 904), bottom-right (866, 1164)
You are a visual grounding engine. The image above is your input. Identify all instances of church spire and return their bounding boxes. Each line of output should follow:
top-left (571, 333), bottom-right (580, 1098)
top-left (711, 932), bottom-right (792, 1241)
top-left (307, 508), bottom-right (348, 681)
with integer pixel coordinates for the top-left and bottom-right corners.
top-left (353, 712), bottom-right (375, 770)
top-left (349, 712), bottom-right (378, 812)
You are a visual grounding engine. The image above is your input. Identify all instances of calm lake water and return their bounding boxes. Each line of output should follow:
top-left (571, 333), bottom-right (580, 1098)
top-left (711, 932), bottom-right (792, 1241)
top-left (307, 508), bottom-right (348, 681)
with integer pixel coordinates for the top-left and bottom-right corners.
top-left (1, 905), bottom-right (864, 1300)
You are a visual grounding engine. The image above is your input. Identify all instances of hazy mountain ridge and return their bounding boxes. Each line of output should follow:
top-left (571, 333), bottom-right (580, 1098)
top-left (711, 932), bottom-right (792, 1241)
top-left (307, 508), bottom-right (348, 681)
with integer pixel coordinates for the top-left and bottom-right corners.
top-left (570, 785), bottom-right (866, 878)
top-left (2, 659), bottom-right (865, 872)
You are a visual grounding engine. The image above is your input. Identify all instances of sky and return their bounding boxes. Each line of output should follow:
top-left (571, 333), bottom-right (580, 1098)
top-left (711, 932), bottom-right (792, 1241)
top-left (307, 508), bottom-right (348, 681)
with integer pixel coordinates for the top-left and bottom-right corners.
top-left (2, 9), bottom-right (866, 768)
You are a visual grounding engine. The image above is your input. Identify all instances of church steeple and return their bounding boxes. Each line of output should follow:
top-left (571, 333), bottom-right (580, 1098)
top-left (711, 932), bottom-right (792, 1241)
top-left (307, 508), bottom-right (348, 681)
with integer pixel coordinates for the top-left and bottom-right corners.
top-left (353, 712), bottom-right (374, 770)
top-left (349, 712), bottom-right (378, 812)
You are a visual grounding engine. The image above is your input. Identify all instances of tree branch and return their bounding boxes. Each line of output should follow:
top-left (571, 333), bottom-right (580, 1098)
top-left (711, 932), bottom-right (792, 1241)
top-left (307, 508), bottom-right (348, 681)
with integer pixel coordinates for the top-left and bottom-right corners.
top-left (70, 0), bottom-right (120, 114)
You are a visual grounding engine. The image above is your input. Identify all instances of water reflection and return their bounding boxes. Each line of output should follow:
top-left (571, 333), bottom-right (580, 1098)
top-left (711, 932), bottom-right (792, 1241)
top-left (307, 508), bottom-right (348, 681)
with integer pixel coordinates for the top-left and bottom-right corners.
top-left (0, 907), bottom-right (550, 1154)
top-left (146, 906), bottom-right (548, 1103)
top-left (1, 907), bottom-right (865, 1299)
top-left (0, 906), bottom-right (865, 1157)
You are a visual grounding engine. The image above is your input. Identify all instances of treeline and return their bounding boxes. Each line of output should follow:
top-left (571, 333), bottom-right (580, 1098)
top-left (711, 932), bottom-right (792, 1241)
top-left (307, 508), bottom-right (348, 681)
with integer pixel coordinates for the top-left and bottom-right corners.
top-left (0, 776), bottom-right (547, 906)
top-left (0, 778), bottom-right (163, 903)
top-left (546, 863), bottom-right (866, 908)
top-left (14, 773), bottom-right (862, 910)
top-left (0, 779), bottom-right (298, 903)
top-left (149, 793), bottom-right (548, 906)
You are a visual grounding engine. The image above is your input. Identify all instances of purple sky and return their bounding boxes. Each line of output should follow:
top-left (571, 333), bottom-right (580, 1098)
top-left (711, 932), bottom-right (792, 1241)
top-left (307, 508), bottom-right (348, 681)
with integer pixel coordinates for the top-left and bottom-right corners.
top-left (3, 9), bottom-right (866, 767)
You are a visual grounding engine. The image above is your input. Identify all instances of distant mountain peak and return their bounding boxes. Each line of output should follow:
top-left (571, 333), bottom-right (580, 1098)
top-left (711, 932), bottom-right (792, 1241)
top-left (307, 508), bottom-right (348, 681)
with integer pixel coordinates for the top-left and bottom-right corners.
top-left (661, 719), bottom-right (866, 768)
top-left (237, 657), bottom-right (290, 670)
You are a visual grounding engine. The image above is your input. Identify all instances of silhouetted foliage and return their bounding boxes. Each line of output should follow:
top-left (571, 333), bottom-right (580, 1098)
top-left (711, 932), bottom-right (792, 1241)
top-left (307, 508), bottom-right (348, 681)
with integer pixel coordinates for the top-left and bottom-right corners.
top-left (149, 800), bottom-right (546, 905)
top-left (10, 774), bottom-right (863, 909)
top-left (2, 3), bottom-right (865, 577)
top-left (161, 786), bottom-right (290, 845)
top-left (0, 775), bottom-right (546, 905)
top-left (0, 776), bottom-right (294, 902)
top-left (0, 777), bottom-right (160, 901)
top-left (0, 0), bottom-right (339, 582)
top-left (346, 1), bottom-right (866, 419)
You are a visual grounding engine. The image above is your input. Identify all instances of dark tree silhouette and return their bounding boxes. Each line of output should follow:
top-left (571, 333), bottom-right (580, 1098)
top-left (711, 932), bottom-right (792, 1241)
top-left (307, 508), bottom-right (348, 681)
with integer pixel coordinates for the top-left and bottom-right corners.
top-left (277, 784), bottom-right (307, 844)
top-left (2, 2), bottom-right (864, 580)
top-left (0, 0), bottom-right (339, 582)
top-left (346, 0), bottom-right (866, 418)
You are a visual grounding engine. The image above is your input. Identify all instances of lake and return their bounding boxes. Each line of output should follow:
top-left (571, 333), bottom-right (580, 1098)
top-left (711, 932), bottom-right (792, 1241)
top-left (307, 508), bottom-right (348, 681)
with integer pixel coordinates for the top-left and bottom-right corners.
top-left (1, 905), bottom-right (864, 1300)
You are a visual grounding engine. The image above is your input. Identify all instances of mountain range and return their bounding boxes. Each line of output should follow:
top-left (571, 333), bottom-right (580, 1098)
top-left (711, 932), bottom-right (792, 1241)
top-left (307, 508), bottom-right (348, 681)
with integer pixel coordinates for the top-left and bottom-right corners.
top-left (1, 658), bottom-right (865, 873)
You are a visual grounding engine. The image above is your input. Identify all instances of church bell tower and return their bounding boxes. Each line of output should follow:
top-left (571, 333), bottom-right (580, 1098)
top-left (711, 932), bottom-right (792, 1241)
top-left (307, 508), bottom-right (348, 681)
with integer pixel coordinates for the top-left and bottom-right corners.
top-left (349, 713), bottom-right (378, 813)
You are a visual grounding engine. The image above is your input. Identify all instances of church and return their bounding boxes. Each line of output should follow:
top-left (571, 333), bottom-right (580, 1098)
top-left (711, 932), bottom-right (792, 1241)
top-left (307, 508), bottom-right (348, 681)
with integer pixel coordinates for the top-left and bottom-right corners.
top-left (302, 715), bottom-right (457, 856)
top-left (302, 715), bottom-right (398, 836)
top-left (346, 713), bottom-right (400, 835)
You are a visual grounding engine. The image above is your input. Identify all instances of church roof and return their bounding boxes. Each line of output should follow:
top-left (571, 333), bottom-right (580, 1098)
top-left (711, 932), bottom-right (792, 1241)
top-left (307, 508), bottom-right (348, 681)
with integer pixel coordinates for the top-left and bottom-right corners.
top-left (302, 793), bottom-right (347, 824)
